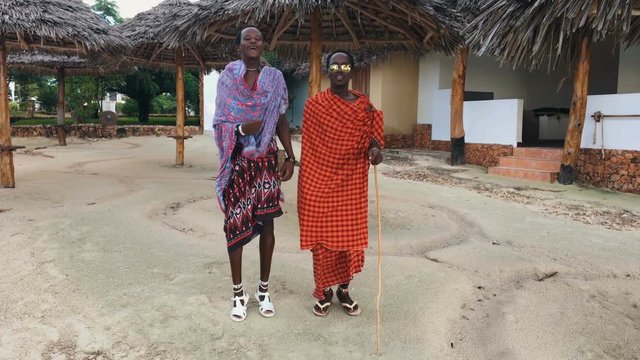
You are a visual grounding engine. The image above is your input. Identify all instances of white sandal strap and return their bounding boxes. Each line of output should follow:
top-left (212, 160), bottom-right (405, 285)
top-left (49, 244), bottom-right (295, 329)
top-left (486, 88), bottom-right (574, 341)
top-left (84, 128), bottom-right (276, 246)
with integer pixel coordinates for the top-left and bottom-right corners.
top-left (230, 293), bottom-right (248, 322)
top-left (255, 291), bottom-right (275, 317)
top-left (315, 300), bottom-right (331, 310)
top-left (340, 300), bottom-right (358, 310)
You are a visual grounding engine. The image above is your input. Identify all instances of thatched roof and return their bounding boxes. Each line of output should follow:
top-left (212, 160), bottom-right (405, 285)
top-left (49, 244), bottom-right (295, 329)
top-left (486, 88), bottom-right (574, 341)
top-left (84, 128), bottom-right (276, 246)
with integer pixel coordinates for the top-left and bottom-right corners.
top-left (168, 0), bottom-right (464, 61)
top-left (120, 0), bottom-right (233, 70)
top-left (7, 51), bottom-right (130, 76)
top-left (0, 0), bottom-right (130, 54)
top-left (464, 0), bottom-right (640, 71)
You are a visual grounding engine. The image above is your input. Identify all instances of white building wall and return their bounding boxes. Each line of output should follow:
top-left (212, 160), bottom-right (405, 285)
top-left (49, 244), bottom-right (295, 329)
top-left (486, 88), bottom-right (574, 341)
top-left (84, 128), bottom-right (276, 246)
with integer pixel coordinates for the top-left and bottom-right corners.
top-left (418, 40), bottom-right (620, 126)
top-left (417, 55), bottom-right (442, 124)
top-left (581, 93), bottom-right (640, 151)
top-left (203, 70), bottom-right (220, 136)
top-left (430, 88), bottom-right (523, 146)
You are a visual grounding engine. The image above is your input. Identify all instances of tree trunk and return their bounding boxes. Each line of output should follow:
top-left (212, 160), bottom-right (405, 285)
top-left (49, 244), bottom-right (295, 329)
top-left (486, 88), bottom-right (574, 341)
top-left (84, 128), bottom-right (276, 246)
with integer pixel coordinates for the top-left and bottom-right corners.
top-left (308, 8), bottom-right (323, 98)
top-left (137, 98), bottom-right (151, 123)
top-left (199, 67), bottom-right (205, 135)
top-left (175, 49), bottom-right (186, 166)
top-left (450, 47), bottom-right (468, 166)
top-left (56, 67), bottom-right (67, 146)
top-left (558, 35), bottom-right (591, 185)
top-left (0, 36), bottom-right (16, 188)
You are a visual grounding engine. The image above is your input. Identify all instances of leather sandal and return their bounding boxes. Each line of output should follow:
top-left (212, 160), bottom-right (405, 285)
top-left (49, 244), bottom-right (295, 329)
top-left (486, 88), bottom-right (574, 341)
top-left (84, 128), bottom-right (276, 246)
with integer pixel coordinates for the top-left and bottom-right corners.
top-left (312, 288), bottom-right (333, 317)
top-left (337, 287), bottom-right (361, 316)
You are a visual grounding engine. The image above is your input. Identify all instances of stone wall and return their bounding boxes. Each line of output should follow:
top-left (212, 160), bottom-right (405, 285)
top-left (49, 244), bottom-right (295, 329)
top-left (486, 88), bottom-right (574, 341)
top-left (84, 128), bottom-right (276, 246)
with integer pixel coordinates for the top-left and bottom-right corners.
top-left (428, 141), bottom-right (451, 152)
top-left (384, 134), bottom-right (414, 149)
top-left (413, 124), bottom-right (432, 148)
top-left (413, 124), bottom-right (512, 166)
top-left (466, 144), bottom-right (514, 167)
top-left (11, 125), bottom-right (201, 139)
top-left (577, 149), bottom-right (640, 194)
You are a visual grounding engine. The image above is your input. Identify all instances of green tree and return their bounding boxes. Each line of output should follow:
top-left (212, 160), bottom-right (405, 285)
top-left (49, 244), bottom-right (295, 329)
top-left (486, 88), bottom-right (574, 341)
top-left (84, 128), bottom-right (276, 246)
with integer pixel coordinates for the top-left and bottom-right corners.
top-left (151, 94), bottom-right (177, 114)
top-left (38, 84), bottom-right (58, 113)
top-left (8, 72), bottom-right (53, 101)
top-left (65, 76), bottom-right (100, 121)
top-left (184, 69), bottom-right (199, 115)
top-left (91, 0), bottom-right (124, 25)
top-left (262, 52), bottom-right (284, 70)
top-left (112, 69), bottom-right (175, 122)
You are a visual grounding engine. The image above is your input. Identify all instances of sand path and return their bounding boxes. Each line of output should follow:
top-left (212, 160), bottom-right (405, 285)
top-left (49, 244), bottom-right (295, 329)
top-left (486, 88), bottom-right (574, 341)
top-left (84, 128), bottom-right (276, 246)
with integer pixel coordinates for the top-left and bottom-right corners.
top-left (1, 136), bottom-right (639, 359)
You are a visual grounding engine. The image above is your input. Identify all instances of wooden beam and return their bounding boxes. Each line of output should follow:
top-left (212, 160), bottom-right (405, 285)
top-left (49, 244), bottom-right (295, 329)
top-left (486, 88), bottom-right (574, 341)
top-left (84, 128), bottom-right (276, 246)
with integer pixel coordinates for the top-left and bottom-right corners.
top-left (632, 9), bottom-right (640, 16)
top-left (56, 67), bottom-right (67, 146)
top-left (203, 32), bottom-right (236, 40)
top-left (450, 47), bottom-right (468, 166)
top-left (558, 35), bottom-right (591, 184)
top-left (308, 8), bottom-right (323, 98)
top-left (203, 12), bottom-right (253, 41)
top-left (345, 3), bottom-right (422, 45)
top-left (186, 45), bottom-right (206, 70)
top-left (0, 36), bottom-right (16, 188)
top-left (268, 8), bottom-right (298, 51)
top-left (264, 39), bottom-right (415, 45)
top-left (199, 67), bottom-right (205, 135)
top-left (149, 44), bottom-right (167, 63)
top-left (175, 48), bottom-right (186, 166)
top-left (423, 32), bottom-right (434, 46)
top-left (336, 6), bottom-right (361, 48)
top-left (3, 41), bottom-right (88, 54)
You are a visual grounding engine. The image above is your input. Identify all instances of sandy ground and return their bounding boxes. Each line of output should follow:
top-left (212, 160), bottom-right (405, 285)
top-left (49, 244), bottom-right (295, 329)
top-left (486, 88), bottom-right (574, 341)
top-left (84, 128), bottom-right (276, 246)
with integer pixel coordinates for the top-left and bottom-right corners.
top-left (1, 135), bottom-right (639, 360)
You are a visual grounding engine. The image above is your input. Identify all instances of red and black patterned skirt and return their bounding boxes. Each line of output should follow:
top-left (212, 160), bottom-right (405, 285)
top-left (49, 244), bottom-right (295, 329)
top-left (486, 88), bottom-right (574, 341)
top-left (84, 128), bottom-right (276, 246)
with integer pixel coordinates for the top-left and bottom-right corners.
top-left (311, 245), bottom-right (365, 299)
top-left (222, 140), bottom-right (283, 253)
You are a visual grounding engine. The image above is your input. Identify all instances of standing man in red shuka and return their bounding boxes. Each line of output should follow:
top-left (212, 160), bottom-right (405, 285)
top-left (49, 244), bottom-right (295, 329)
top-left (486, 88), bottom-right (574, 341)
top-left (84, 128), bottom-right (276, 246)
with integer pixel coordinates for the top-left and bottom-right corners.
top-left (298, 49), bottom-right (384, 317)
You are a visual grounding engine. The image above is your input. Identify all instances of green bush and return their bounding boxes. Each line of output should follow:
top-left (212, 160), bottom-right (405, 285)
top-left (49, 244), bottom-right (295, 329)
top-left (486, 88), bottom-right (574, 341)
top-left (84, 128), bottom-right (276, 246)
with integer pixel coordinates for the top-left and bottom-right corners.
top-left (74, 106), bottom-right (99, 122)
top-left (151, 94), bottom-right (177, 114)
top-left (121, 99), bottom-right (138, 117)
top-left (9, 101), bottom-right (20, 113)
top-left (115, 102), bottom-right (123, 115)
top-left (38, 85), bottom-right (58, 113)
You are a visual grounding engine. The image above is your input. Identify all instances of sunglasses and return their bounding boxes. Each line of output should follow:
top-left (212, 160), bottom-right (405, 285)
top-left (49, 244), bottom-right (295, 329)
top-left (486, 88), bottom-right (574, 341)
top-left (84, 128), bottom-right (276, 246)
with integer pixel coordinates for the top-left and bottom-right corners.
top-left (328, 64), bottom-right (352, 73)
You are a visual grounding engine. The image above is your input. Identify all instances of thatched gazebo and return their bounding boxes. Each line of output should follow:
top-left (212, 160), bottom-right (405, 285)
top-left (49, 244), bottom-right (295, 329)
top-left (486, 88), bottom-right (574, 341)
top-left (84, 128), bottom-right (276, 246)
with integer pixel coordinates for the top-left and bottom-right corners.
top-left (8, 51), bottom-right (129, 146)
top-left (171, 0), bottom-right (464, 97)
top-left (0, 0), bottom-right (129, 188)
top-left (121, 0), bottom-right (233, 166)
top-left (464, 0), bottom-right (640, 184)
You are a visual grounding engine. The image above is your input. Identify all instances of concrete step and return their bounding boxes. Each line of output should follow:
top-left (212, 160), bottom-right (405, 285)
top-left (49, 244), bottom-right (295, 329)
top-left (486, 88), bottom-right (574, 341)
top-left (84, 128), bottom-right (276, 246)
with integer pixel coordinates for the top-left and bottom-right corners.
top-left (499, 156), bottom-right (562, 172)
top-left (513, 147), bottom-right (563, 161)
top-left (488, 166), bottom-right (558, 183)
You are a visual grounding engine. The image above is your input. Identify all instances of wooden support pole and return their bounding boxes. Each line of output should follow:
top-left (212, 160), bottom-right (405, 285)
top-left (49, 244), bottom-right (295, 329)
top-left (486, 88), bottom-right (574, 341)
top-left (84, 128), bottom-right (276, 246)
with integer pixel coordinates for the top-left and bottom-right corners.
top-left (199, 66), bottom-right (205, 135)
top-left (0, 36), bottom-right (16, 188)
top-left (175, 49), bottom-right (186, 166)
top-left (56, 67), bottom-right (67, 146)
top-left (558, 35), bottom-right (591, 185)
top-left (308, 8), bottom-right (323, 98)
top-left (450, 47), bottom-right (468, 166)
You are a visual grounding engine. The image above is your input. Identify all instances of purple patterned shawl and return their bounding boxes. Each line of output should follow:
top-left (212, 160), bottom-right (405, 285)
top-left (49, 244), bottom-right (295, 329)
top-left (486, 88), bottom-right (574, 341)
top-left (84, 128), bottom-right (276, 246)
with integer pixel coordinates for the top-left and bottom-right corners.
top-left (213, 60), bottom-right (288, 211)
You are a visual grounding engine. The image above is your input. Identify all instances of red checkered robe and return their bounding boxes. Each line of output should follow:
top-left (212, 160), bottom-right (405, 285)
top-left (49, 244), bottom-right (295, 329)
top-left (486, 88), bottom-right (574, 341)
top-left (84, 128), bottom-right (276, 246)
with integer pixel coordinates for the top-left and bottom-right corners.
top-left (298, 89), bottom-right (384, 299)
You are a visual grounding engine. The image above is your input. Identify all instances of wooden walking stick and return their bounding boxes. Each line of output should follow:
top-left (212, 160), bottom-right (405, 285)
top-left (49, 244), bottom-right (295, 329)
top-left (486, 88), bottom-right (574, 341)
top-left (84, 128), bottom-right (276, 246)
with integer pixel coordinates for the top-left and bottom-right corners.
top-left (373, 164), bottom-right (383, 355)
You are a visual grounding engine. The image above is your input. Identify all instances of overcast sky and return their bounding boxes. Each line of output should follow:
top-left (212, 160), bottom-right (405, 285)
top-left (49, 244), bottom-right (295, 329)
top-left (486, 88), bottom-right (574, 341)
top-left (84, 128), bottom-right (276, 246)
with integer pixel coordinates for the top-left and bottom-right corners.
top-left (83, 0), bottom-right (196, 19)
